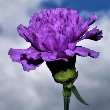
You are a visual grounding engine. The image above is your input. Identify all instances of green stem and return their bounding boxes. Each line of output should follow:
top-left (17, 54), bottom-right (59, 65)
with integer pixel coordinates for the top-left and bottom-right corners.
top-left (63, 84), bottom-right (71, 110)
top-left (64, 97), bottom-right (70, 110)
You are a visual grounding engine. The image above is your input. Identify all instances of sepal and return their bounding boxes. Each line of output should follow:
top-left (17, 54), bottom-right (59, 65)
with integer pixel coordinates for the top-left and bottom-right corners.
top-left (70, 85), bottom-right (88, 105)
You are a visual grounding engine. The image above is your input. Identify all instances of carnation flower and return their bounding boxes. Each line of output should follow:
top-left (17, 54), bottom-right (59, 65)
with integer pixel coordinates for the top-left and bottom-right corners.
top-left (8, 8), bottom-right (103, 109)
top-left (8, 8), bottom-right (102, 72)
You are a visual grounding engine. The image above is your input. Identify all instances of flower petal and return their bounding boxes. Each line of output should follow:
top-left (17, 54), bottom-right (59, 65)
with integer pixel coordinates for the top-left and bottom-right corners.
top-left (83, 27), bottom-right (103, 41)
top-left (58, 34), bottom-right (68, 51)
top-left (71, 10), bottom-right (79, 25)
top-left (41, 52), bottom-right (57, 61)
top-left (68, 43), bottom-right (76, 50)
top-left (43, 34), bottom-right (68, 53)
top-left (17, 24), bottom-right (30, 42)
top-left (74, 46), bottom-right (99, 58)
top-left (8, 46), bottom-right (44, 71)
top-left (65, 46), bottom-right (99, 58)
top-left (56, 51), bottom-right (69, 61)
top-left (65, 49), bottom-right (75, 56)
top-left (86, 14), bottom-right (98, 26)
top-left (42, 51), bottom-right (69, 61)
top-left (43, 34), bottom-right (59, 52)
top-left (32, 33), bottom-right (47, 51)
top-left (72, 23), bottom-right (89, 42)
top-left (18, 25), bottom-right (47, 52)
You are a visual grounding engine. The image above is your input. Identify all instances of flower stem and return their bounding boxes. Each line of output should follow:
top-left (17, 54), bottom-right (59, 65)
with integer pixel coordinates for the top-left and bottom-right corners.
top-left (64, 96), bottom-right (70, 110)
top-left (63, 84), bottom-right (71, 110)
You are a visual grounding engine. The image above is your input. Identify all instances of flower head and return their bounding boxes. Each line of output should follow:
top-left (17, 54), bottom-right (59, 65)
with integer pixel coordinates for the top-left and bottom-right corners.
top-left (8, 8), bottom-right (103, 71)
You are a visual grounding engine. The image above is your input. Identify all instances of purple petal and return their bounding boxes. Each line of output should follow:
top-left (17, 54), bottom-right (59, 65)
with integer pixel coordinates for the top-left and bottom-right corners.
top-left (65, 49), bottom-right (75, 56)
top-left (43, 34), bottom-right (59, 52)
top-left (41, 51), bottom-right (69, 61)
top-left (17, 25), bottom-right (37, 48)
top-left (71, 10), bottom-right (79, 25)
top-left (74, 46), bottom-right (99, 58)
top-left (68, 43), bottom-right (76, 50)
top-left (17, 24), bottom-right (29, 42)
top-left (43, 34), bottom-right (68, 52)
top-left (8, 46), bottom-right (44, 71)
top-left (77, 16), bottom-right (84, 26)
top-left (18, 25), bottom-right (47, 52)
top-left (83, 27), bottom-right (103, 41)
top-left (58, 34), bottom-right (68, 51)
top-left (41, 52), bottom-right (57, 61)
top-left (86, 14), bottom-right (98, 26)
top-left (56, 51), bottom-right (69, 61)
top-left (32, 33), bottom-right (47, 51)
top-left (64, 27), bottom-right (74, 41)
top-left (72, 23), bottom-right (89, 42)
top-left (8, 48), bottom-right (24, 62)
top-left (65, 46), bottom-right (99, 58)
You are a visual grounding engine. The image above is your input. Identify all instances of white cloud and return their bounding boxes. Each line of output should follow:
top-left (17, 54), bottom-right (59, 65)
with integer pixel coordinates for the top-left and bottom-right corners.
top-left (0, 0), bottom-right (50, 37)
top-left (0, 0), bottom-right (64, 36)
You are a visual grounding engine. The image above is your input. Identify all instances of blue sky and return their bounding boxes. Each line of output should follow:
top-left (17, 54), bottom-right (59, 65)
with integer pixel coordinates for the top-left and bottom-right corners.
top-left (39, 0), bottom-right (110, 11)
top-left (0, 0), bottom-right (110, 110)
top-left (28, 0), bottom-right (110, 20)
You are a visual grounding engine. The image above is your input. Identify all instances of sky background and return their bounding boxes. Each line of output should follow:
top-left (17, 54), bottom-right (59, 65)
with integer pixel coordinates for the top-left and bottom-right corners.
top-left (0, 0), bottom-right (110, 110)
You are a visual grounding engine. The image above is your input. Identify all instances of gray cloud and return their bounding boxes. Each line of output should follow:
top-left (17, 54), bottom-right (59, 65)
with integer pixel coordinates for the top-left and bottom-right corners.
top-left (0, 25), bottom-right (3, 35)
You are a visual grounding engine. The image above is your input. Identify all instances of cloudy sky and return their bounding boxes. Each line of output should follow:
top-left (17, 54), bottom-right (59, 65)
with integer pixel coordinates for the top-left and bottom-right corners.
top-left (0, 0), bottom-right (110, 110)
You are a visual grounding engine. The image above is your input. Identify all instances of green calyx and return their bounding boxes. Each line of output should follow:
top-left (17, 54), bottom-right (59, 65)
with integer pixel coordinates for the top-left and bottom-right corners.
top-left (63, 86), bottom-right (72, 97)
top-left (46, 56), bottom-right (77, 84)
top-left (53, 68), bottom-right (78, 84)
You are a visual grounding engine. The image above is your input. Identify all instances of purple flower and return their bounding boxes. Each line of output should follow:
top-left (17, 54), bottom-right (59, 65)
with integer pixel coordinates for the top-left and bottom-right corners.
top-left (8, 8), bottom-right (103, 71)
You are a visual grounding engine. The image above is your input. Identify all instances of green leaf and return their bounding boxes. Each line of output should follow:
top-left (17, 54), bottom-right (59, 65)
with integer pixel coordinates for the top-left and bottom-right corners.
top-left (70, 85), bottom-right (88, 105)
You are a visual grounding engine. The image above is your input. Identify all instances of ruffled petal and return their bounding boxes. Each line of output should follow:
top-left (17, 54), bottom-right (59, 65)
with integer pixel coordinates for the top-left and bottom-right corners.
top-left (18, 25), bottom-right (47, 52)
top-left (86, 14), bottom-right (98, 26)
top-left (41, 51), bottom-right (69, 61)
top-left (71, 10), bottom-right (79, 25)
top-left (41, 52), bottom-right (57, 61)
top-left (74, 46), bottom-right (99, 58)
top-left (65, 46), bottom-right (99, 58)
top-left (77, 16), bottom-right (84, 26)
top-left (83, 27), bottom-right (103, 41)
top-left (68, 43), bottom-right (76, 50)
top-left (8, 46), bottom-right (44, 71)
top-left (43, 34), bottom-right (68, 53)
top-left (28, 26), bottom-right (48, 51)
top-left (56, 51), bottom-right (69, 61)
top-left (65, 49), bottom-right (75, 56)
top-left (72, 23), bottom-right (89, 42)
top-left (17, 24), bottom-right (30, 42)
top-left (43, 34), bottom-right (59, 52)
top-left (57, 34), bottom-right (68, 51)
